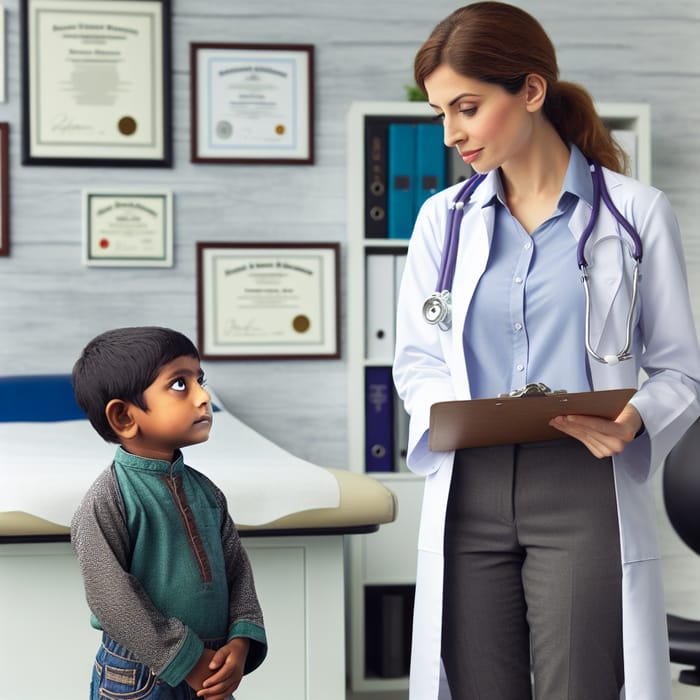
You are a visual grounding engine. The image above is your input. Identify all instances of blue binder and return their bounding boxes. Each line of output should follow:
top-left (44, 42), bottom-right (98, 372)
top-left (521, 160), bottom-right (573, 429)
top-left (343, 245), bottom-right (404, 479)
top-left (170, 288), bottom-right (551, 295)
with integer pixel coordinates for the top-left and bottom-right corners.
top-left (387, 123), bottom-right (417, 239)
top-left (365, 366), bottom-right (394, 471)
top-left (415, 123), bottom-right (446, 212)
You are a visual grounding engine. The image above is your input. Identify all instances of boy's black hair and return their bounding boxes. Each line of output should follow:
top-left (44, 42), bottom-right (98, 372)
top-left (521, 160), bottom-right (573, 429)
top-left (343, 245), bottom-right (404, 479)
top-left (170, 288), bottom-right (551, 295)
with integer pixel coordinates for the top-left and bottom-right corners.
top-left (72, 326), bottom-right (200, 443)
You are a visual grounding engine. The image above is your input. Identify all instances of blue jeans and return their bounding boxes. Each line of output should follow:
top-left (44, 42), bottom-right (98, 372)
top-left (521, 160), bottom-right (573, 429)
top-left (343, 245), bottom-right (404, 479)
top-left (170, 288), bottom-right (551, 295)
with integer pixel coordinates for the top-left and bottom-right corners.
top-left (90, 634), bottom-right (233, 700)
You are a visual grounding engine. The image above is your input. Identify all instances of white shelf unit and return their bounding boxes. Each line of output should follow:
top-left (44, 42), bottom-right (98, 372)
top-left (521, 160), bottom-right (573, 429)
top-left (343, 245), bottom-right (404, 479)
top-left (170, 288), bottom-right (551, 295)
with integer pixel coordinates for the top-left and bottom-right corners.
top-left (595, 101), bottom-right (651, 185)
top-left (345, 100), bottom-right (651, 693)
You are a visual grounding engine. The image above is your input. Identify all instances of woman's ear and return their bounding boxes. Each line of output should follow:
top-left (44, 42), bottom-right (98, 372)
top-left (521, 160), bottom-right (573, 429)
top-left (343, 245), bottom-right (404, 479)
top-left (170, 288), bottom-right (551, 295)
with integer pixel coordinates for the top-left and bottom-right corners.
top-left (523, 73), bottom-right (547, 112)
top-left (105, 399), bottom-right (138, 440)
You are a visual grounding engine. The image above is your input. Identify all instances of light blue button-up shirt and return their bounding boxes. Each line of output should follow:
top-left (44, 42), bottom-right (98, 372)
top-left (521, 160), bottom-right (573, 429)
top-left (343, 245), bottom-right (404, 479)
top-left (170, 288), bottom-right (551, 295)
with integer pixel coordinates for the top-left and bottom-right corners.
top-left (463, 145), bottom-right (594, 399)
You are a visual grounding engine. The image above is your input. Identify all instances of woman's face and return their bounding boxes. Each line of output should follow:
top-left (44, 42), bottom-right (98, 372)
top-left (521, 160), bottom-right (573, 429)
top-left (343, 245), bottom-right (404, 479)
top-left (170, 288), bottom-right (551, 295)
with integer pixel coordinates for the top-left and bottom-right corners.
top-left (424, 63), bottom-right (535, 174)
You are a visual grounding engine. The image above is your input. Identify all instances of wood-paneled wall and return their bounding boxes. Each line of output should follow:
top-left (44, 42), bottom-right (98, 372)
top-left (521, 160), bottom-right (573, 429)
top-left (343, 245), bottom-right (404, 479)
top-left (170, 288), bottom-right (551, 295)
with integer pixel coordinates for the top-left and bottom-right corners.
top-left (1, 0), bottom-right (698, 624)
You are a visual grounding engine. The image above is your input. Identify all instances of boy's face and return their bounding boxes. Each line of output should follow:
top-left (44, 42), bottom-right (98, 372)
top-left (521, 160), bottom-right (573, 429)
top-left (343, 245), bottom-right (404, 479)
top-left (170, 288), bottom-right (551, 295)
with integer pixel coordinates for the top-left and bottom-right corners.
top-left (124, 355), bottom-right (212, 461)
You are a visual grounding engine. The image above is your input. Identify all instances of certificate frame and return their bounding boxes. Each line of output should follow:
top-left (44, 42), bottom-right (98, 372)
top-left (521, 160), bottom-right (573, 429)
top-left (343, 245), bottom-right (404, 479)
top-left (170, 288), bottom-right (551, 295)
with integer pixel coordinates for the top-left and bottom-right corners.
top-left (82, 189), bottom-right (173, 267)
top-left (196, 242), bottom-right (340, 360)
top-left (190, 42), bottom-right (314, 164)
top-left (0, 123), bottom-right (8, 256)
top-left (20, 0), bottom-right (172, 167)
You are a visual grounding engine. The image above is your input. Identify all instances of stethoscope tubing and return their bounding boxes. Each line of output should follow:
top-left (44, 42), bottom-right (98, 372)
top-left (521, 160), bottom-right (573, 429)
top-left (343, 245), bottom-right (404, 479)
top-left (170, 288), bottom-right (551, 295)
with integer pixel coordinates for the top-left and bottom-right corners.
top-left (423, 161), bottom-right (643, 365)
top-left (436, 172), bottom-right (487, 291)
top-left (577, 162), bottom-right (643, 268)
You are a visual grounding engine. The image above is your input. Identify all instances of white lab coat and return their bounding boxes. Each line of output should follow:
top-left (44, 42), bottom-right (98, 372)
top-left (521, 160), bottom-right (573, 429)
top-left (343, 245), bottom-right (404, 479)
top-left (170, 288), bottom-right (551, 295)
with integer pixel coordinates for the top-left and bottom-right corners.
top-left (393, 167), bottom-right (700, 700)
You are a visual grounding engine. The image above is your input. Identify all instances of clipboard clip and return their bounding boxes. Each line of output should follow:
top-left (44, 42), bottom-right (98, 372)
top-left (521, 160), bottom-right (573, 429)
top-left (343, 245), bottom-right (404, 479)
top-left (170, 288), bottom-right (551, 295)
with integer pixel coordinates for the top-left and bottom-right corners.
top-left (499, 383), bottom-right (568, 398)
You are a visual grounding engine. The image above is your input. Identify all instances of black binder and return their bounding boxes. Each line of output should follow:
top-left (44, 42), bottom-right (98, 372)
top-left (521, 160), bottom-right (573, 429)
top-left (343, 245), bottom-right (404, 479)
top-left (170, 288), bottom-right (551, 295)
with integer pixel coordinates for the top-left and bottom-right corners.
top-left (364, 116), bottom-right (391, 238)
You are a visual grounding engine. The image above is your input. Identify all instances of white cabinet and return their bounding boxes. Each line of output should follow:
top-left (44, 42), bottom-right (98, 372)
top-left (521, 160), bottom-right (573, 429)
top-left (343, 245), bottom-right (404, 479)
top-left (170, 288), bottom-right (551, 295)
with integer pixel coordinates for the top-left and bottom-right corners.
top-left (0, 536), bottom-right (346, 700)
top-left (345, 100), bottom-right (651, 693)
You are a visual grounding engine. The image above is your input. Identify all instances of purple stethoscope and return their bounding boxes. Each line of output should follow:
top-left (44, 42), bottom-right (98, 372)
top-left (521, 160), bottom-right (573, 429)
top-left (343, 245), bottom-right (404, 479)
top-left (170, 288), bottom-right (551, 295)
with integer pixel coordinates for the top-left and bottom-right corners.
top-left (421, 162), bottom-right (643, 365)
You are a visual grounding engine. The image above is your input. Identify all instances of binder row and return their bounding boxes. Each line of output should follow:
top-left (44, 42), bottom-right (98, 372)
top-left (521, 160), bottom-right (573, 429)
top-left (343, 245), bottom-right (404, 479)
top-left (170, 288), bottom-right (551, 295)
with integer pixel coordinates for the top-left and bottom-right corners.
top-left (364, 116), bottom-right (471, 239)
top-left (364, 118), bottom-right (638, 241)
top-left (364, 252), bottom-right (409, 472)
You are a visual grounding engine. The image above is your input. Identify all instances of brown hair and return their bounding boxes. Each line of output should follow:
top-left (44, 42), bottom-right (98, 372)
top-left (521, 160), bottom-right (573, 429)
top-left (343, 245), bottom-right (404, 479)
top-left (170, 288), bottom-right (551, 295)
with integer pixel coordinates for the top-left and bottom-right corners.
top-left (414, 2), bottom-right (628, 174)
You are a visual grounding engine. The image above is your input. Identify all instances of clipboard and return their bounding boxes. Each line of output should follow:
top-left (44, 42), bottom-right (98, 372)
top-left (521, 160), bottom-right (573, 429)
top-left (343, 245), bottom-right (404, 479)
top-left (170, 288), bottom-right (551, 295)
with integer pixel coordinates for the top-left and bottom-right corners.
top-left (428, 387), bottom-right (636, 451)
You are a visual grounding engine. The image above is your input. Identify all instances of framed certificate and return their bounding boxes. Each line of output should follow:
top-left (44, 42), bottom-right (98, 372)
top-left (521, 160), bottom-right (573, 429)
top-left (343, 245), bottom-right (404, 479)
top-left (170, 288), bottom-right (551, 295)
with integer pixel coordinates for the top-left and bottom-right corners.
top-left (197, 242), bottom-right (339, 359)
top-left (190, 43), bottom-right (314, 164)
top-left (0, 123), bottom-right (7, 256)
top-left (82, 190), bottom-right (173, 266)
top-left (20, 0), bottom-right (172, 166)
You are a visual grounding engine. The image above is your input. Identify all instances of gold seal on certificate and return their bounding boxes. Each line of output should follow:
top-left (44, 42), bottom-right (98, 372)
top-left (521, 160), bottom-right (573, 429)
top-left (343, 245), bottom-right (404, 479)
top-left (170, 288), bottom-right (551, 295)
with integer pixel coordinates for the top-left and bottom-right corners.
top-left (293, 315), bottom-right (311, 334)
top-left (197, 243), bottom-right (339, 359)
top-left (118, 116), bottom-right (138, 136)
top-left (82, 190), bottom-right (173, 267)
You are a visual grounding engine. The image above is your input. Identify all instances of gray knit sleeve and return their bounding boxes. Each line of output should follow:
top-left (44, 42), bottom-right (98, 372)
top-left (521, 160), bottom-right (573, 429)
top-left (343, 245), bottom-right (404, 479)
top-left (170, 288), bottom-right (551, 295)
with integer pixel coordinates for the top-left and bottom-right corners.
top-left (70, 466), bottom-right (202, 681)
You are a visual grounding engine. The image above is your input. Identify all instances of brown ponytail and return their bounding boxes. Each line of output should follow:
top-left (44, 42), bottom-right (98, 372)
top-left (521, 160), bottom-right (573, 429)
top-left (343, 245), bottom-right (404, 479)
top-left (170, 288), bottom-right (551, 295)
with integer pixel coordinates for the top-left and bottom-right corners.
top-left (545, 81), bottom-right (629, 174)
top-left (414, 2), bottom-right (628, 174)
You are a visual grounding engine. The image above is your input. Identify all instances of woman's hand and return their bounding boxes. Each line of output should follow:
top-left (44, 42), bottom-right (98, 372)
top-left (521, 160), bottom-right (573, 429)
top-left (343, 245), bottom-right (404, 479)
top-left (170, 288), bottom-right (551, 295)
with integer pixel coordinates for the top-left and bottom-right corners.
top-left (549, 403), bottom-right (643, 458)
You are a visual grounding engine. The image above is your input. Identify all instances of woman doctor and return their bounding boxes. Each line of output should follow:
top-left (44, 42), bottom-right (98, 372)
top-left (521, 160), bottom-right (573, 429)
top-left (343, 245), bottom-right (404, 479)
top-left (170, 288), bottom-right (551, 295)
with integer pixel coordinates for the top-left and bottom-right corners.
top-left (393, 3), bottom-right (700, 699)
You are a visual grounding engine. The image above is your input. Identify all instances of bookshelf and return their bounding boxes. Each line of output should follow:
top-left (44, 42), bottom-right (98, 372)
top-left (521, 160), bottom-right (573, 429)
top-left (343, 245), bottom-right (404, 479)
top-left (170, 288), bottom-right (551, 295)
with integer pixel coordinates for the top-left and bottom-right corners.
top-left (345, 100), bottom-right (651, 693)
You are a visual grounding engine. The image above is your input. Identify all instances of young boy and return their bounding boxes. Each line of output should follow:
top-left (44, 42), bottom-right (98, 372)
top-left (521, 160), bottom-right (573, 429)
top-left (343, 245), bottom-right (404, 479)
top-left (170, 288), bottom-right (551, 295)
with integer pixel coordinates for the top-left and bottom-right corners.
top-left (71, 326), bottom-right (267, 700)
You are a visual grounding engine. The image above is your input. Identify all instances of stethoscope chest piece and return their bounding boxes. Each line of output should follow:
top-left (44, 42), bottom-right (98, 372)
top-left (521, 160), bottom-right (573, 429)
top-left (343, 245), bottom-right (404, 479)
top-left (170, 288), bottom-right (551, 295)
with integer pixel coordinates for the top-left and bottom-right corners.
top-left (422, 290), bottom-right (452, 330)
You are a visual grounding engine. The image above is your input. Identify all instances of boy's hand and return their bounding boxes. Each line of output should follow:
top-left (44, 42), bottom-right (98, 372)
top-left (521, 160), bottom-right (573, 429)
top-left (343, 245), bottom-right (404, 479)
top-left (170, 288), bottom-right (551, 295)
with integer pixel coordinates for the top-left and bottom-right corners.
top-left (197, 637), bottom-right (250, 699)
top-left (185, 649), bottom-right (217, 693)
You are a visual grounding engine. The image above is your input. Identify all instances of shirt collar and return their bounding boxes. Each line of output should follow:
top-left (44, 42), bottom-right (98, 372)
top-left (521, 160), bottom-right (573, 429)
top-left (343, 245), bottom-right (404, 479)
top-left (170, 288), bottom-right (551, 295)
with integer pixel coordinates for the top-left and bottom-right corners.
top-left (479, 143), bottom-right (594, 209)
top-left (115, 446), bottom-right (185, 473)
top-left (562, 143), bottom-right (594, 206)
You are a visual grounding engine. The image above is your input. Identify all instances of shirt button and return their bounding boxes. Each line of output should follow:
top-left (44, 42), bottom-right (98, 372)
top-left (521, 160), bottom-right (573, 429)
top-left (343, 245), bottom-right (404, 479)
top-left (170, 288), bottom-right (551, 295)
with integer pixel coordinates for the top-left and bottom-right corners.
top-left (514, 322), bottom-right (522, 331)
top-left (524, 241), bottom-right (532, 250)
top-left (516, 364), bottom-right (525, 372)
top-left (514, 276), bottom-right (523, 284)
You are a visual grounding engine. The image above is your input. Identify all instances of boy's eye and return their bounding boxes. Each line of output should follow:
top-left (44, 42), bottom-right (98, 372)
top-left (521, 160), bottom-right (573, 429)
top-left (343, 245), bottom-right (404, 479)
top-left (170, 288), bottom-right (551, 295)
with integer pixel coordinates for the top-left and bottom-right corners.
top-left (199, 375), bottom-right (207, 387)
top-left (171, 378), bottom-right (187, 392)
